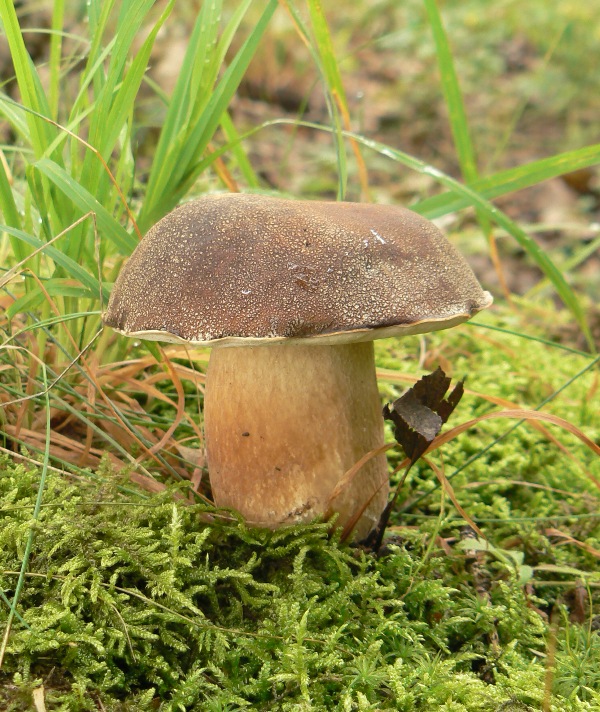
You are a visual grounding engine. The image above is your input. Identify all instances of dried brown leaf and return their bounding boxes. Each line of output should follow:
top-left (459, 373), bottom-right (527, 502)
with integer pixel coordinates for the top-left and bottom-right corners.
top-left (382, 367), bottom-right (464, 464)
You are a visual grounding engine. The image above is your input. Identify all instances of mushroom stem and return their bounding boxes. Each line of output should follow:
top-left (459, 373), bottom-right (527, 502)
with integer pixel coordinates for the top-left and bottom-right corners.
top-left (204, 341), bottom-right (389, 540)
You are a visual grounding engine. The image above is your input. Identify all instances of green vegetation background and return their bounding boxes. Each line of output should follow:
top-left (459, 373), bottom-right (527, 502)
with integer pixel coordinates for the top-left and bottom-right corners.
top-left (1, 0), bottom-right (599, 709)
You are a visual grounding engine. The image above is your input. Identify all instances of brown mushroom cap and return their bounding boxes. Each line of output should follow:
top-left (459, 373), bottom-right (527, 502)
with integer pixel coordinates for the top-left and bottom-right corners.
top-left (104, 194), bottom-right (492, 345)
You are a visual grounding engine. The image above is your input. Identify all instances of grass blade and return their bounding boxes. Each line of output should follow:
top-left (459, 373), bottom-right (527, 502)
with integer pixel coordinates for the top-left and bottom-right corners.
top-left (306, 0), bottom-right (348, 199)
top-left (5, 282), bottom-right (97, 320)
top-left (139, 0), bottom-right (279, 230)
top-left (0, 151), bottom-right (23, 252)
top-left (424, 0), bottom-right (508, 296)
top-left (0, 356), bottom-right (50, 668)
top-left (424, 0), bottom-right (478, 182)
top-left (0, 0), bottom-right (57, 159)
top-left (219, 111), bottom-right (260, 188)
top-left (79, 0), bottom-right (169, 198)
top-left (142, 0), bottom-right (224, 215)
top-left (33, 159), bottom-right (136, 255)
top-left (103, 1), bottom-right (175, 160)
top-left (414, 143), bottom-right (600, 219)
top-left (0, 94), bottom-right (30, 143)
top-left (0, 223), bottom-right (106, 299)
top-left (48, 0), bottom-right (65, 119)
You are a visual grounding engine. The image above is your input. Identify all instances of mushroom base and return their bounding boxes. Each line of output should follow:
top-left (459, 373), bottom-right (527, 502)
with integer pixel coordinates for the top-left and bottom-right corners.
top-left (203, 341), bottom-right (389, 541)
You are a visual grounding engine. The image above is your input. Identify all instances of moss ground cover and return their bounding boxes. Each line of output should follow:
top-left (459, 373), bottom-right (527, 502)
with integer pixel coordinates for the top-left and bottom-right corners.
top-left (1, 307), bottom-right (599, 710)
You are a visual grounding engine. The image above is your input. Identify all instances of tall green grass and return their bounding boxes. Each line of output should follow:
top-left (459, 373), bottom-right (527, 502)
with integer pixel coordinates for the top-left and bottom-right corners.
top-left (0, 0), bottom-right (277, 331)
top-left (0, 0), bottom-right (280, 487)
top-left (0, 0), bottom-right (597, 479)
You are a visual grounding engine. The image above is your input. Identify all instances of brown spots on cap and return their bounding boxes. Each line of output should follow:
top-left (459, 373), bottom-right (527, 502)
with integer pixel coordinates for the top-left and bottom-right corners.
top-left (103, 194), bottom-right (492, 345)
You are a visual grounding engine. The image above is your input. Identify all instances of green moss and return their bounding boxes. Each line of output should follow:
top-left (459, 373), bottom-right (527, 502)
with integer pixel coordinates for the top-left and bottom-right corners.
top-left (0, 459), bottom-right (598, 709)
top-left (1, 308), bottom-right (599, 710)
top-left (376, 308), bottom-right (600, 520)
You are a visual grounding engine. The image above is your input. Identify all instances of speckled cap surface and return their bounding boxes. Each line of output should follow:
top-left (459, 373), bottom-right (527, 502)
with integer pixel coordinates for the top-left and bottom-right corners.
top-left (103, 194), bottom-right (492, 347)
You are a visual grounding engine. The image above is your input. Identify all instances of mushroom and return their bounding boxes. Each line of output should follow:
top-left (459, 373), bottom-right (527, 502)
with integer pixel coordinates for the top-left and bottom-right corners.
top-left (103, 194), bottom-right (492, 540)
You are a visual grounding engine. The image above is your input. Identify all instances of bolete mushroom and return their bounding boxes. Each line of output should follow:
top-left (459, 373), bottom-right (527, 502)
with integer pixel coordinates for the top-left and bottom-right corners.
top-left (103, 194), bottom-right (492, 540)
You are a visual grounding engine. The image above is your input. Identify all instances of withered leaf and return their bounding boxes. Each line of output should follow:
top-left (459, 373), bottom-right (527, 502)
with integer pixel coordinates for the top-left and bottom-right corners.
top-left (383, 367), bottom-right (464, 464)
top-left (364, 367), bottom-right (465, 552)
top-left (364, 367), bottom-right (464, 551)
